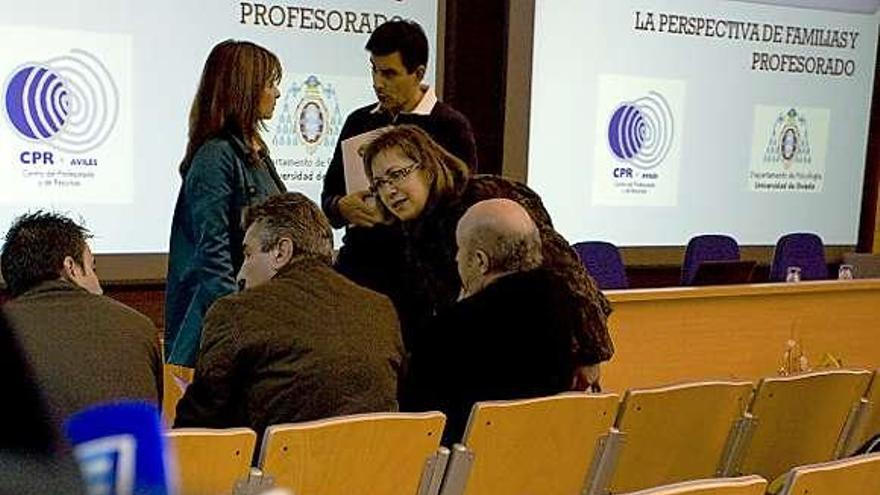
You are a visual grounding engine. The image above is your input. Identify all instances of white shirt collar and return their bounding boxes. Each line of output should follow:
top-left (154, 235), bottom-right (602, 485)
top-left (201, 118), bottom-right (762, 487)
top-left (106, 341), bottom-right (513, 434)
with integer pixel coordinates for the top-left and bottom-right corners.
top-left (371, 84), bottom-right (437, 116)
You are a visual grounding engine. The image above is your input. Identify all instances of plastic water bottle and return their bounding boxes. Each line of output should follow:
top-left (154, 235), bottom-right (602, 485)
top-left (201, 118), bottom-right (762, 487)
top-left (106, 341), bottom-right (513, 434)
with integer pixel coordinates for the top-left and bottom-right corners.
top-left (785, 266), bottom-right (801, 283)
top-left (838, 264), bottom-right (854, 280)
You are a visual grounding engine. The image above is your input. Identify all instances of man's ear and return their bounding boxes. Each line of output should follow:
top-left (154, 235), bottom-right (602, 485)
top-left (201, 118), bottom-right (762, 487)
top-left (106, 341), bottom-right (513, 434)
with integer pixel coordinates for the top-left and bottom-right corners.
top-left (475, 249), bottom-right (490, 275)
top-left (414, 64), bottom-right (426, 82)
top-left (61, 256), bottom-right (78, 279)
top-left (273, 238), bottom-right (295, 269)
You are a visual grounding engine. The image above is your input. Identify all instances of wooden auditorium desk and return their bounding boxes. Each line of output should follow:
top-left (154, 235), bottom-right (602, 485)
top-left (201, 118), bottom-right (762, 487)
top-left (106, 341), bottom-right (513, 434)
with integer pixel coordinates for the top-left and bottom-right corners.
top-left (601, 279), bottom-right (880, 393)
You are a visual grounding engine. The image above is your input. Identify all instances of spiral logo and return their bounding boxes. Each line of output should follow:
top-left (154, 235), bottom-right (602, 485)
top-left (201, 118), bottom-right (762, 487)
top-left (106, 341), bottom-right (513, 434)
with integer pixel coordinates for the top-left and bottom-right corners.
top-left (4, 49), bottom-right (119, 153)
top-left (607, 91), bottom-right (674, 170)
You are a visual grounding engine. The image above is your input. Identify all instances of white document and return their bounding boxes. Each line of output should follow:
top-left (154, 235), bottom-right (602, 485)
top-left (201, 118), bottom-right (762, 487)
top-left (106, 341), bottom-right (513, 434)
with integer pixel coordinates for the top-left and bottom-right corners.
top-left (342, 127), bottom-right (391, 194)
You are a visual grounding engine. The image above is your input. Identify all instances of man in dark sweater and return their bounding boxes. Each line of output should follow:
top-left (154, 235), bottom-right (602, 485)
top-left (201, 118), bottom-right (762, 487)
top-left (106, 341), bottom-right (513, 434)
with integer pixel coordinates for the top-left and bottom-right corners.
top-left (175, 193), bottom-right (403, 439)
top-left (403, 199), bottom-right (576, 445)
top-left (1, 212), bottom-right (162, 431)
top-left (321, 19), bottom-right (477, 297)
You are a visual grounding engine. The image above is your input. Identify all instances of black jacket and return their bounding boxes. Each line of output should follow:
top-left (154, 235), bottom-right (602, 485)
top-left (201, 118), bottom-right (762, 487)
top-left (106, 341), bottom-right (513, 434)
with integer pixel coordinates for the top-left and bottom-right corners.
top-left (403, 269), bottom-right (577, 445)
top-left (399, 175), bottom-right (615, 365)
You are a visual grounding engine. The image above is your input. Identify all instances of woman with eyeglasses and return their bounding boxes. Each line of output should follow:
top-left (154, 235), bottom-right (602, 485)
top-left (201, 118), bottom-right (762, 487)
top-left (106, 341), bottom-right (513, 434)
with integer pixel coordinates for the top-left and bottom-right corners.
top-left (362, 125), bottom-right (614, 391)
top-left (164, 40), bottom-right (286, 367)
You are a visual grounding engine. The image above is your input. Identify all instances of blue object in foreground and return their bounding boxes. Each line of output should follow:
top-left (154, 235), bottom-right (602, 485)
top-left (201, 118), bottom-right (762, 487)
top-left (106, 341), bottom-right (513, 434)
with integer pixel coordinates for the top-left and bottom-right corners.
top-left (65, 401), bottom-right (170, 495)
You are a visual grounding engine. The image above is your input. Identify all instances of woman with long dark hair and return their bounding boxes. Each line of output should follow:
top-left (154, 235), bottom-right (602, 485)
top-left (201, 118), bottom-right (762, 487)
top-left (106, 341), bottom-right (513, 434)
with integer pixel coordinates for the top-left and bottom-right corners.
top-left (362, 125), bottom-right (614, 390)
top-left (165, 40), bottom-right (286, 366)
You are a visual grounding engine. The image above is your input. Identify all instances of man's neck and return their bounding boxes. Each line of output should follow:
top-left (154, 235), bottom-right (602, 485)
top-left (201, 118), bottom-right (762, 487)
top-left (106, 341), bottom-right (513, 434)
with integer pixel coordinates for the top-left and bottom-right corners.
top-left (462, 270), bottom-right (518, 301)
top-left (274, 254), bottom-right (330, 278)
top-left (389, 86), bottom-right (426, 118)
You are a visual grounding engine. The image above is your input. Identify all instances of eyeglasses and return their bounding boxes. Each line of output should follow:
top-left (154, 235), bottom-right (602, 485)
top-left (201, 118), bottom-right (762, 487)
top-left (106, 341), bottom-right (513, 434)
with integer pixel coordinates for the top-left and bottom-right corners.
top-left (370, 162), bottom-right (421, 192)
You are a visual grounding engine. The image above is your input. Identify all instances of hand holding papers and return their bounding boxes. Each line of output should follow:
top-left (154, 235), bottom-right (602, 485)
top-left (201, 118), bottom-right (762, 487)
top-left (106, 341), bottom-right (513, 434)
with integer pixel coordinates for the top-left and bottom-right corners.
top-left (341, 127), bottom-right (390, 194)
top-left (338, 127), bottom-right (391, 227)
top-left (338, 190), bottom-right (385, 227)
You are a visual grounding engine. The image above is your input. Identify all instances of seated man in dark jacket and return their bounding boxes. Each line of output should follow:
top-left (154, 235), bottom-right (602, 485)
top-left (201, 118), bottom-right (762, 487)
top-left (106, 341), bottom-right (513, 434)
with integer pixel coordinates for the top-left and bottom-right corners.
top-left (403, 199), bottom-right (576, 444)
top-left (175, 193), bottom-right (404, 439)
top-left (1, 212), bottom-right (162, 432)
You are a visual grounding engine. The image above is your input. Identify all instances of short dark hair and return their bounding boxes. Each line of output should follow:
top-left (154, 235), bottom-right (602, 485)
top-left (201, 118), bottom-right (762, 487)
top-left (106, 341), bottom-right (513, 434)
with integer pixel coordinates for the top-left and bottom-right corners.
top-left (366, 19), bottom-right (429, 73)
top-left (1, 211), bottom-right (92, 297)
top-left (242, 192), bottom-right (334, 266)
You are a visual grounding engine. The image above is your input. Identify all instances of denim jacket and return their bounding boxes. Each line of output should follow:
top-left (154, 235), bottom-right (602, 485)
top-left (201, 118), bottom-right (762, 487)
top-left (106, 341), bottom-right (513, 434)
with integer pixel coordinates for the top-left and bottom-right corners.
top-left (164, 133), bottom-right (285, 366)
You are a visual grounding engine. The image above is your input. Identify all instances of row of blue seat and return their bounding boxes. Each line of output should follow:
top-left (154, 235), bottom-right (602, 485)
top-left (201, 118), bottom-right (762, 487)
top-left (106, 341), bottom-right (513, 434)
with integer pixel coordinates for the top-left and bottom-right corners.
top-left (574, 232), bottom-right (829, 289)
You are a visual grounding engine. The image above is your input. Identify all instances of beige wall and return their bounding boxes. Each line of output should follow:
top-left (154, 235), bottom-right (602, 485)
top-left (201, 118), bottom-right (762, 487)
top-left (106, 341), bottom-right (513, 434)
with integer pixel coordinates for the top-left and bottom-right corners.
top-left (603, 280), bottom-right (880, 393)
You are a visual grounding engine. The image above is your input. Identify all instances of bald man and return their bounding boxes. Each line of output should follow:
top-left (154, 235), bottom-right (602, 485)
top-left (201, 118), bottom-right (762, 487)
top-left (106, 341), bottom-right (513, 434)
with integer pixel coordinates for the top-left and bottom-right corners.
top-left (403, 199), bottom-right (577, 444)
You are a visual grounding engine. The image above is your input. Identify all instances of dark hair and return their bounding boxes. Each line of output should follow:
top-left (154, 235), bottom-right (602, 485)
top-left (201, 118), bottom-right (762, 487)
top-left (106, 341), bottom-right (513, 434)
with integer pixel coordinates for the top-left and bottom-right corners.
top-left (1, 211), bottom-right (92, 297)
top-left (365, 20), bottom-right (428, 73)
top-left (181, 39), bottom-right (282, 174)
top-left (362, 125), bottom-right (470, 220)
top-left (242, 192), bottom-right (334, 265)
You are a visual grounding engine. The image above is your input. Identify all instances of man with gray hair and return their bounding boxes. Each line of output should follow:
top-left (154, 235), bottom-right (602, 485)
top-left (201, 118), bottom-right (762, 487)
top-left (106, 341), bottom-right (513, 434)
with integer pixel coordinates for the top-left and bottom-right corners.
top-left (175, 192), bottom-right (404, 438)
top-left (404, 198), bottom-right (577, 444)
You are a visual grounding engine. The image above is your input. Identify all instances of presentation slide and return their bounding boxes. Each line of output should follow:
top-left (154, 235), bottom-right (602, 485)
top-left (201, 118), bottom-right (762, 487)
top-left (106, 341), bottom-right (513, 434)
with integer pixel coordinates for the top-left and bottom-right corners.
top-left (528, 0), bottom-right (879, 246)
top-left (0, 1), bottom-right (438, 253)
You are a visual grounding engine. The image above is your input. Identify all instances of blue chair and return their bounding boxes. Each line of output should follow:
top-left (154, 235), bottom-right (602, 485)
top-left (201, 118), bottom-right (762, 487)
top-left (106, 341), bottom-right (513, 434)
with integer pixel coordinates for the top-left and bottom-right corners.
top-left (681, 234), bottom-right (741, 285)
top-left (572, 241), bottom-right (628, 290)
top-left (769, 232), bottom-right (829, 281)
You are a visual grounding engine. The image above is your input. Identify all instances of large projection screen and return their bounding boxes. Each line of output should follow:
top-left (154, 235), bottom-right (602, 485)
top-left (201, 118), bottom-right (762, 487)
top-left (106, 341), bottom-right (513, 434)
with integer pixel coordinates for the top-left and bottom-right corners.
top-left (514, 0), bottom-right (880, 254)
top-left (0, 1), bottom-right (441, 281)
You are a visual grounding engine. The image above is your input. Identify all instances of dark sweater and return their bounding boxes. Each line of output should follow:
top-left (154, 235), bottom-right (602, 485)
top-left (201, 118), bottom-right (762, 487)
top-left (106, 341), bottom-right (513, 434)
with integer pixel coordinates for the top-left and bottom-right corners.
top-left (403, 269), bottom-right (577, 445)
top-left (174, 258), bottom-right (404, 439)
